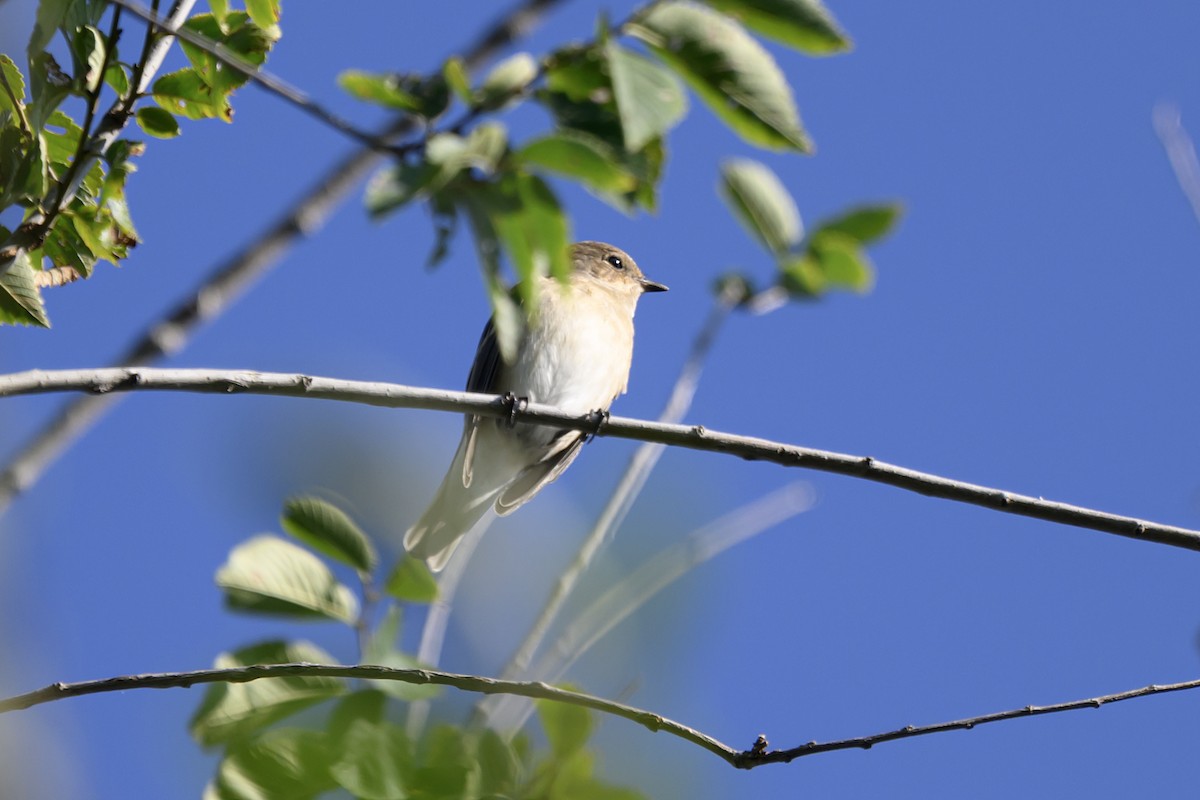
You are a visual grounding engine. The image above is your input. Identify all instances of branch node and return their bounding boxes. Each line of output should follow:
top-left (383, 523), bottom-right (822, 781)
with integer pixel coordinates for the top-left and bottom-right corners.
top-left (691, 424), bottom-right (707, 437)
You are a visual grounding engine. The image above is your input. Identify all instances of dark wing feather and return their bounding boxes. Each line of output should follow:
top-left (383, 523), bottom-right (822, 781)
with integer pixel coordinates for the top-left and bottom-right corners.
top-left (461, 318), bottom-right (503, 488)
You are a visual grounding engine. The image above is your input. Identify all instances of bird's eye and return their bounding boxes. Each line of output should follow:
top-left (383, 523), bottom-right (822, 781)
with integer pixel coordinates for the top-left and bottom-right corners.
top-left (606, 254), bottom-right (625, 270)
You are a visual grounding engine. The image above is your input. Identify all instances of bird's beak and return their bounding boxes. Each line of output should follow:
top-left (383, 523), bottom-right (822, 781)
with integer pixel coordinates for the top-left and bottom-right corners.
top-left (640, 277), bottom-right (669, 293)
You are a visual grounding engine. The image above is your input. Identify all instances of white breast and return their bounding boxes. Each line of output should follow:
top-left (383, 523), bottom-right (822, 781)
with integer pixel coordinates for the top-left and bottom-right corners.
top-left (509, 280), bottom-right (636, 416)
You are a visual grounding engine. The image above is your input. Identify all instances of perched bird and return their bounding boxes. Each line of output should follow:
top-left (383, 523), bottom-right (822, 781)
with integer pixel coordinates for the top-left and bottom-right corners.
top-left (404, 241), bottom-right (668, 570)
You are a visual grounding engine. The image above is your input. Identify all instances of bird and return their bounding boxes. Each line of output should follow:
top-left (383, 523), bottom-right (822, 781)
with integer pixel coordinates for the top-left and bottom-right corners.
top-left (404, 241), bottom-right (668, 571)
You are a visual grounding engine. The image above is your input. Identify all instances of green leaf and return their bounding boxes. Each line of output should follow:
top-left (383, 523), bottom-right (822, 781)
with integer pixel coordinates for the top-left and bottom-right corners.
top-left (811, 202), bottom-right (903, 245)
top-left (477, 51), bottom-right (537, 110)
top-left (703, 0), bottom-right (852, 54)
top-left (244, 0), bottom-right (282, 40)
top-left (519, 131), bottom-right (638, 195)
top-left (215, 729), bottom-right (336, 800)
top-left (630, 2), bottom-right (811, 152)
top-left (215, 534), bottom-right (359, 623)
top-left (537, 694), bottom-right (594, 758)
top-left (719, 157), bottom-right (801, 254)
top-left (153, 68), bottom-right (232, 121)
top-left (27, 52), bottom-right (71, 130)
top-left (136, 106), bottom-right (181, 138)
top-left (384, 556), bottom-right (438, 603)
top-left (28, 0), bottom-right (71, 57)
top-left (477, 729), bottom-right (520, 797)
top-left (366, 125), bottom-right (506, 218)
top-left (281, 496), bottom-right (377, 572)
top-left (443, 57), bottom-right (471, 103)
top-left (42, 214), bottom-right (98, 278)
top-left (338, 70), bottom-right (435, 113)
top-left (103, 62), bottom-right (129, 96)
top-left (210, 0), bottom-right (230, 25)
top-left (0, 55), bottom-right (27, 122)
top-left (330, 719), bottom-right (410, 800)
top-left (0, 250), bottom-right (50, 327)
top-left (491, 170), bottom-right (572, 291)
top-left (605, 42), bottom-right (687, 151)
top-left (71, 25), bottom-right (106, 93)
top-left (777, 251), bottom-right (823, 296)
top-left (361, 605), bottom-right (442, 701)
top-left (808, 229), bottom-right (873, 291)
top-left (189, 640), bottom-right (345, 746)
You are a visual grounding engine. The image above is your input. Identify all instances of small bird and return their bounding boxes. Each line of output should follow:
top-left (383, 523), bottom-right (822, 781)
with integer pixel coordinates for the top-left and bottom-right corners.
top-left (404, 241), bottom-right (668, 571)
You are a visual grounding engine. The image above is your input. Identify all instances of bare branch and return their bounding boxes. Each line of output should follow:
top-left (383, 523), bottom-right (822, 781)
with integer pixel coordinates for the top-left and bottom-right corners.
top-left (0, 663), bottom-right (740, 766)
top-left (107, 0), bottom-right (397, 153)
top-left (2, 367), bottom-right (1198, 553)
top-left (1153, 103), bottom-right (1200, 227)
top-left (0, 0), bottom-right (570, 517)
top-left (1, 663), bottom-right (1196, 771)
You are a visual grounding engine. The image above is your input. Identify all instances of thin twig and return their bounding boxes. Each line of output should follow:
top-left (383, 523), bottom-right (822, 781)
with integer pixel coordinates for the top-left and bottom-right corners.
top-left (476, 294), bottom-right (736, 729)
top-left (0, 0), bottom-right (571, 516)
top-left (2, 367), bottom-right (1196, 553)
top-left (1153, 102), bottom-right (1200, 227)
top-left (496, 481), bottom-right (815, 731)
top-left (1, 663), bottom-right (1196, 770)
top-left (106, 0), bottom-right (397, 154)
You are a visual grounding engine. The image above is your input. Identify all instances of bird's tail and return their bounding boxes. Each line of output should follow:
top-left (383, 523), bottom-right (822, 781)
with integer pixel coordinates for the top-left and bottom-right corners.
top-left (404, 440), bottom-right (505, 571)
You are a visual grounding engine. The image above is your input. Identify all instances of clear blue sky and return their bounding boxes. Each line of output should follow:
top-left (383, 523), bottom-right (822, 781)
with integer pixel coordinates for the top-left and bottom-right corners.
top-left (2, 1), bottom-right (1200, 798)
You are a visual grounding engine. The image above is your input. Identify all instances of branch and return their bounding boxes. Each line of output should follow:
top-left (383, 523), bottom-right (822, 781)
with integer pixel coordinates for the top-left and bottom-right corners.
top-left (0, 0), bottom-right (570, 517)
top-left (2, 367), bottom-right (1198, 553)
top-left (107, 0), bottom-right (398, 153)
top-left (1, 663), bottom-right (1196, 770)
top-left (1153, 102), bottom-right (1200, 227)
top-left (0, 663), bottom-right (739, 766)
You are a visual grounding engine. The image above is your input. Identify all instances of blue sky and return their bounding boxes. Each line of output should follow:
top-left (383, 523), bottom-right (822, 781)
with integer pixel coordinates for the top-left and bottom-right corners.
top-left (2, 1), bottom-right (1200, 798)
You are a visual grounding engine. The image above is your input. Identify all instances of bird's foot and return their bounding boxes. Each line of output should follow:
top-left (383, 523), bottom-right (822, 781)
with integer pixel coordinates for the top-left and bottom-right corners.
top-left (586, 408), bottom-right (611, 441)
top-left (502, 392), bottom-right (529, 428)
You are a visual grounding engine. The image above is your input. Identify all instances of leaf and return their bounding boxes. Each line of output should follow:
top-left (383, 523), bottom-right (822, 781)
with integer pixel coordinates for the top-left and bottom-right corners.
top-left (153, 68), bottom-right (232, 121)
top-left (244, 0), bottom-right (282, 40)
top-left (476, 729), bottom-right (520, 797)
top-left (443, 57), bottom-right (471, 103)
top-left (103, 62), bottom-right (129, 96)
top-left (703, 0), bottom-right (852, 54)
top-left (630, 2), bottom-right (811, 152)
top-left (189, 640), bottom-right (344, 746)
top-left (365, 125), bottom-right (506, 217)
top-left (329, 719), bottom-right (410, 800)
top-left (27, 52), bottom-right (71, 130)
top-left (491, 170), bottom-right (572, 292)
top-left (605, 42), bottom-right (687, 151)
top-left (281, 496), bottom-right (377, 572)
top-left (719, 157), bottom-right (802, 255)
top-left (811, 202), bottom-right (903, 245)
top-left (361, 605), bottom-right (442, 701)
top-left (0, 55), bottom-right (27, 121)
top-left (477, 51), bottom-right (537, 110)
top-left (209, 0), bottom-right (230, 25)
top-left (777, 251), bottom-right (823, 296)
top-left (28, 0), bottom-right (71, 57)
top-left (383, 556), bottom-right (438, 603)
top-left (136, 106), bottom-right (180, 138)
top-left (519, 131), bottom-right (638, 195)
top-left (808, 229), bottom-right (874, 291)
top-left (215, 534), bottom-right (359, 623)
top-left (338, 70), bottom-right (443, 115)
top-left (537, 694), bottom-right (593, 758)
top-left (215, 729), bottom-right (336, 800)
top-left (0, 250), bottom-right (50, 327)
top-left (71, 26), bottom-right (106, 93)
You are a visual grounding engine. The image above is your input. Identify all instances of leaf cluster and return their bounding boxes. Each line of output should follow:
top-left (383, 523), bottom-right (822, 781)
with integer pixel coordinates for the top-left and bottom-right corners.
top-left (0, 0), bottom-right (279, 327)
top-left (200, 495), bottom-right (640, 800)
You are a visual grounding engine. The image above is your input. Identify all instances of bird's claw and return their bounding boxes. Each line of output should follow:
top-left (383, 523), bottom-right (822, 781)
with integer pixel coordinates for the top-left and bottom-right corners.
top-left (503, 392), bottom-right (528, 428)
top-left (587, 408), bottom-right (611, 441)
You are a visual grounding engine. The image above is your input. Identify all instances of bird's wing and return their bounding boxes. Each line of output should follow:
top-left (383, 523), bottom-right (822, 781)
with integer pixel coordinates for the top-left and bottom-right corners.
top-left (461, 318), bottom-right (502, 488)
top-left (494, 429), bottom-right (587, 515)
